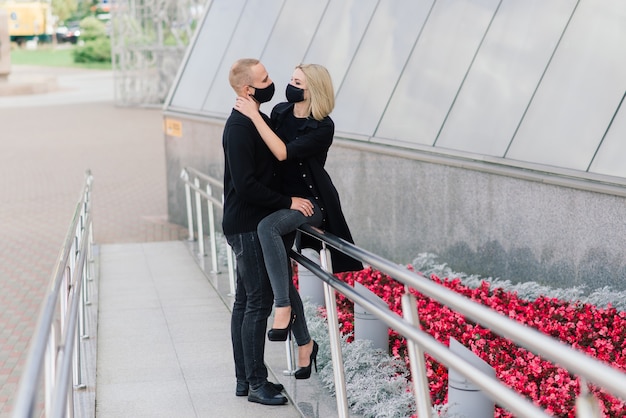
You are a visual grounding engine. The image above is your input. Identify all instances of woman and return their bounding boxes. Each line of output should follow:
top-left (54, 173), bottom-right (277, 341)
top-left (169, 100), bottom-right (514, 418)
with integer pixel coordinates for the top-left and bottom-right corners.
top-left (235, 64), bottom-right (362, 379)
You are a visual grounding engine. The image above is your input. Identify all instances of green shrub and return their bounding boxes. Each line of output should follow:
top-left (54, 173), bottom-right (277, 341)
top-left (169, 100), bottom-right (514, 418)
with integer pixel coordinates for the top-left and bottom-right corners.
top-left (73, 37), bottom-right (111, 63)
top-left (72, 16), bottom-right (110, 63)
top-left (79, 16), bottom-right (107, 41)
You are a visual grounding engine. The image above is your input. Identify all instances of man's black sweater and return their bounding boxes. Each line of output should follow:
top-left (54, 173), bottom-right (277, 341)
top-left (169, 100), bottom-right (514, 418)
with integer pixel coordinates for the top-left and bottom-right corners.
top-left (222, 109), bottom-right (291, 235)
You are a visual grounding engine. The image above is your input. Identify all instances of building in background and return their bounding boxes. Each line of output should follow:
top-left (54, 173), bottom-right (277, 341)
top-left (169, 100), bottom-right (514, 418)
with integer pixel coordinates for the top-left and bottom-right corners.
top-left (0, 0), bottom-right (53, 44)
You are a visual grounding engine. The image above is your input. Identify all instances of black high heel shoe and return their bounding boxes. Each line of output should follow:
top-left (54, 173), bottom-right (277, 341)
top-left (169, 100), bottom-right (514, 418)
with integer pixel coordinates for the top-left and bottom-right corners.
top-left (267, 313), bottom-right (295, 341)
top-left (294, 340), bottom-right (318, 379)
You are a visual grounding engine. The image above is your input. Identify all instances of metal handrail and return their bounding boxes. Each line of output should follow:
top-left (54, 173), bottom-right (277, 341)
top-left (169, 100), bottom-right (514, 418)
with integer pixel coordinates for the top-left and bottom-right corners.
top-left (184, 166), bottom-right (224, 189)
top-left (180, 168), bottom-right (235, 294)
top-left (291, 249), bottom-right (548, 417)
top-left (181, 168), bottom-right (626, 417)
top-left (297, 225), bottom-right (626, 400)
top-left (295, 225), bottom-right (626, 416)
top-left (12, 171), bottom-right (94, 418)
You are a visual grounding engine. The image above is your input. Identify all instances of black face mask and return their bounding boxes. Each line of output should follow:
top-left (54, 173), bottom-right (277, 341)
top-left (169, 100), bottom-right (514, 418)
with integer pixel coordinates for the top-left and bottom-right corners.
top-left (285, 84), bottom-right (305, 103)
top-left (249, 82), bottom-right (275, 103)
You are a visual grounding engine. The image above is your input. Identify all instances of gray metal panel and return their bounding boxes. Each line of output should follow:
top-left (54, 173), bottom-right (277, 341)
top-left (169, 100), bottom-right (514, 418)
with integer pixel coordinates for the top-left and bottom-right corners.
top-left (258, 0), bottom-right (329, 113)
top-left (507, 0), bottom-right (626, 170)
top-left (588, 94), bottom-right (626, 178)
top-left (201, 0), bottom-right (285, 115)
top-left (333, 0), bottom-right (434, 137)
top-left (303, 0), bottom-right (378, 91)
top-left (436, 0), bottom-right (576, 156)
top-left (375, 0), bottom-right (499, 145)
top-left (169, 0), bottom-right (246, 110)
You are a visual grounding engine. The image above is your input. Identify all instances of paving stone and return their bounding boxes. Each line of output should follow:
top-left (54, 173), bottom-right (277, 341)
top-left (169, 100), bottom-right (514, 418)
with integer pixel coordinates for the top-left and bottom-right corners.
top-left (0, 65), bottom-right (186, 417)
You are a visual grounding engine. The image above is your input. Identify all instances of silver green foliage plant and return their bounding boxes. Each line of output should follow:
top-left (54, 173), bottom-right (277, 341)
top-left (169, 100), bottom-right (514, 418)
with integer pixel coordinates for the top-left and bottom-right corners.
top-left (303, 301), bottom-right (444, 418)
top-left (301, 253), bottom-right (626, 417)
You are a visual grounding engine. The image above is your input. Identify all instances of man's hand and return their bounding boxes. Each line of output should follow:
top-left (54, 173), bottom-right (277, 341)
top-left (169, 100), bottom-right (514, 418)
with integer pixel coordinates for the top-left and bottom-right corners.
top-left (291, 197), bottom-right (314, 217)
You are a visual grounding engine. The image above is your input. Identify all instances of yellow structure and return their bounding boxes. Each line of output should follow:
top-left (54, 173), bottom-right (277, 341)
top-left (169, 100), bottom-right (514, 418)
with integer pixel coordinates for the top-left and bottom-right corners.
top-left (0, 8), bottom-right (10, 77)
top-left (0, 0), bottom-right (51, 42)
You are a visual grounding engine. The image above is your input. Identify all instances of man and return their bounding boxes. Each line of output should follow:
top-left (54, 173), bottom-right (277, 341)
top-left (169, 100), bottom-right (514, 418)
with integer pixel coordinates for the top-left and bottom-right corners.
top-left (222, 58), bottom-right (313, 406)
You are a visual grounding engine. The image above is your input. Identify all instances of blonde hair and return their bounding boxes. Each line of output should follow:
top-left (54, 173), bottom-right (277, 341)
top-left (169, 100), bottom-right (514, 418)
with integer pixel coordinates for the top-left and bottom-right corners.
top-left (297, 64), bottom-right (334, 121)
top-left (229, 58), bottom-right (259, 93)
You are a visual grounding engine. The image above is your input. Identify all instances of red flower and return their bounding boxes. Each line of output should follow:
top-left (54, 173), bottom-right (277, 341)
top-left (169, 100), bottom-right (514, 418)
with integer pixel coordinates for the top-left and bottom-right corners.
top-left (310, 267), bottom-right (626, 415)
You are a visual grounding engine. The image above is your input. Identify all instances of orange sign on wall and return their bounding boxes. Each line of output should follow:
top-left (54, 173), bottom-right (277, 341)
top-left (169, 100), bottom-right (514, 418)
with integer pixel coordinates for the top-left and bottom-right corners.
top-left (164, 118), bottom-right (183, 137)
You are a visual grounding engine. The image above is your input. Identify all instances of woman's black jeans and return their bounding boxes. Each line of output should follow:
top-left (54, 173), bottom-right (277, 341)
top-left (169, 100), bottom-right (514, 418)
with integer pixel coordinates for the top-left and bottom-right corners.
top-left (257, 199), bottom-right (322, 346)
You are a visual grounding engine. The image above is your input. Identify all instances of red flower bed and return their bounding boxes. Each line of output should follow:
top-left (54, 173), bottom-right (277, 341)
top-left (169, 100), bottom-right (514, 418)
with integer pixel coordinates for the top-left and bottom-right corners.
top-left (332, 267), bottom-right (626, 417)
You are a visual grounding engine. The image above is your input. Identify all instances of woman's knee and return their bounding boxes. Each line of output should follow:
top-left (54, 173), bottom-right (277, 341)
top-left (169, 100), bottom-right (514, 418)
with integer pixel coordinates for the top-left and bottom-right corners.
top-left (257, 216), bottom-right (282, 241)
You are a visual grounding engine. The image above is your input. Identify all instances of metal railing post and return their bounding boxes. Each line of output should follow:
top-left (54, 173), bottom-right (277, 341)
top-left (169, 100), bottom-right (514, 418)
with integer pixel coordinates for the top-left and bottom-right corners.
top-left (206, 184), bottom-right (218, 273)
top-left (283, 334), bottom-right (297, 375)
top-left (194, 177), bottom-right (205, 256)
top-left (78, 210), bottom-right (89, 340)
top-left (181, 169), bottom-right (194, 241)
top-left (320, 244), bottom-right (349, 418)
top-left (223, 193), bottom-right (236, 296)
top-left (80, 261), bottom-right (88, 339)
top-left (44, 323), bottom-right (57, 416)
top-left (401, 286), bottom-right (432, 417)
top-left (226, 246), bottom-right (236, 296)
top-left (81, 204), bottom-right (90, 307)
top-left (73, 321), bottom-right (85, 390)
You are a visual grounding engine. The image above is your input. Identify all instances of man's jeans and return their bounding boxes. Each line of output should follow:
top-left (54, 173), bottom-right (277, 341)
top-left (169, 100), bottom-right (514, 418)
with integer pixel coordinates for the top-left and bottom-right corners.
top-left (227, 231), bottom-right (273, 389)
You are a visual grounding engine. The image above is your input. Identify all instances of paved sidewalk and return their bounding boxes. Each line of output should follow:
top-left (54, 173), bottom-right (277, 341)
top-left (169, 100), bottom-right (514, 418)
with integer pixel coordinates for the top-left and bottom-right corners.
top-left (96, 241), bottom-right (305, 418)
top-left (0, 65), bottom-right (186, 417)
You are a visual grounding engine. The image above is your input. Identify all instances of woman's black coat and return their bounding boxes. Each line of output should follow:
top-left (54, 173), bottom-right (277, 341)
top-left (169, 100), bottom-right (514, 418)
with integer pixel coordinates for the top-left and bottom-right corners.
top-left (271, 102), bottom-right (363, 273)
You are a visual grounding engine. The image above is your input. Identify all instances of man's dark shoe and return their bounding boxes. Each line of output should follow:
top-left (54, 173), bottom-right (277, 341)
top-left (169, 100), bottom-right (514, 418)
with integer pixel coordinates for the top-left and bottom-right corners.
top-left (236, 381), bottom-right (248, 397)
top-left (236, 381), bottom-right (284, 397)
top-left (247, 382), bottom-right (288, 405)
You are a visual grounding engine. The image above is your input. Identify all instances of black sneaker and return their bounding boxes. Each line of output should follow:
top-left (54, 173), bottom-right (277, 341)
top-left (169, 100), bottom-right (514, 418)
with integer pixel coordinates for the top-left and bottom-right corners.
top-left (247, 382), bottom-right (288, 405)
top-left (236, 381), bottom-right (284, 397)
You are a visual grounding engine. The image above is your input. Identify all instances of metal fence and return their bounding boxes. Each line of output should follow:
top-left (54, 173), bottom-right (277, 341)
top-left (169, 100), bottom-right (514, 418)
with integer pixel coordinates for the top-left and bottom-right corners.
top-left (12, 171), bottom-right (95, 418)
top-left (111, 0), bottom-right (205, 106)
top-left (180, 167), bottom-right (626, 417)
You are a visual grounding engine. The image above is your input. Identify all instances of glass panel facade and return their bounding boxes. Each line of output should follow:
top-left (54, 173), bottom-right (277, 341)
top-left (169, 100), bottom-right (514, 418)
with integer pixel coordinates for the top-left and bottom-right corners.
top-left (506, 0), bottom-right (626, 171)
top-left (588, 95), bottom-right (626, 178)
top-left (201, 0), bottom-right (285, 115)
top-left (303, 0), bottom-right (378, 91)
top-left (333, 0), bottom-right (434, 137)
top-left (375, 0), bottom-right (499, 145)
top-left (169, 0), bottom-right (246, 110)
top-left (258, 1), bottom-right (329, 112)
top-left (436, 0), bottom-right (576, 157)
top-left (166, 0), bottom-right (626, 183)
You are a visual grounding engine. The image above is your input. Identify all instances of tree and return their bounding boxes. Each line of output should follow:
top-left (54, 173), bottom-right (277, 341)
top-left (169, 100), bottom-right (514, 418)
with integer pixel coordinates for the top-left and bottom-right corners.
top-left (52, 0), bottom-right (78, 24)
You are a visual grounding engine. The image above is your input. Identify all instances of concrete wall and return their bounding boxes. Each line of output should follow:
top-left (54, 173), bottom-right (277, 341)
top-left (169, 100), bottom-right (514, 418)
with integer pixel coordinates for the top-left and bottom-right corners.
top-left (165, 116), bottom-right (225, 232)
top-left (164, 115), bottom-right (626, 291)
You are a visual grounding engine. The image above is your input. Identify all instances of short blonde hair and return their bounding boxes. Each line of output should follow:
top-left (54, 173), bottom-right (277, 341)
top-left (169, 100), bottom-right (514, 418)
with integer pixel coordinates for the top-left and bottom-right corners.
top-left (229, 58), bottom-right (259, 93)
top-left (297, 64), bottom-right (334, 121)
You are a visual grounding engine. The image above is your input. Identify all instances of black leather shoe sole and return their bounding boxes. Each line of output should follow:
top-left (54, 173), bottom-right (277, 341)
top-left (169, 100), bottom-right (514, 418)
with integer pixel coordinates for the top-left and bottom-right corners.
top-left (236, 382), bottom-right (284, 397)
top-left (248, 384), bottom-right (288, 405)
